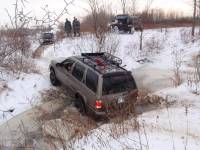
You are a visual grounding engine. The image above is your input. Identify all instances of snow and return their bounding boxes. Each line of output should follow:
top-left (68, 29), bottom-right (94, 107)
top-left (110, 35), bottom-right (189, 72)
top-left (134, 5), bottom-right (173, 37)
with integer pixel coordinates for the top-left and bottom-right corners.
top-left (72, 103), bottom-right (200, 150)
top-left (1, 27), bottom-right (200, 149)
top-left (0, 73), bottom-right (50, 124)
top-left (29, 34), bottom-right (41, 53)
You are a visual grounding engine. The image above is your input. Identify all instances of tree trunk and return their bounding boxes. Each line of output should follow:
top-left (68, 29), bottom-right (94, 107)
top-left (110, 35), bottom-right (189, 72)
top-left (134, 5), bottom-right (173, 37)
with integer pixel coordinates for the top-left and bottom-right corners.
top-left (198, 0), bottom-right (200, 35)
top-left (140, 31), bottom-right (143, 50)
top-left (121, 0), bottom-right (126, 14)
top-left (192, 0), bottom-right (197, 36)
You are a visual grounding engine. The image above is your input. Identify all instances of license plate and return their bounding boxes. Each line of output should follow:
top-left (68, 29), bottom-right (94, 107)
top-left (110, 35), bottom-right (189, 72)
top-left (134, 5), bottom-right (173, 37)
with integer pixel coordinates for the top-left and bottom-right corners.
top-left (118, 97), bottom-right (124, 104)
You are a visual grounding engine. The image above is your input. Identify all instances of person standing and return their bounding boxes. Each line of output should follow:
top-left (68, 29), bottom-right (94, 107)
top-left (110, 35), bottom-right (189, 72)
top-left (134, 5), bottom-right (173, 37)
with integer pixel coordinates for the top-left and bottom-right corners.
top-left (72, 17), bottom-right (80, 37)
top-left (65, 18), bottom-right (72, 37)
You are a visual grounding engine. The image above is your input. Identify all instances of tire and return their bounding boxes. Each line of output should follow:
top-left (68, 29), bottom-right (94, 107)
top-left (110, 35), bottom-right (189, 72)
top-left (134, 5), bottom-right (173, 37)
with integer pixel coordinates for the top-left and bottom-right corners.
top-left (113, 26), bottom-right (119, 34)
top-left (75, 96), bottom-right (86, 115)
top-left (128, 27), bottom-right (135, 34)
top-left (50, 69), bottom-right (60, 86)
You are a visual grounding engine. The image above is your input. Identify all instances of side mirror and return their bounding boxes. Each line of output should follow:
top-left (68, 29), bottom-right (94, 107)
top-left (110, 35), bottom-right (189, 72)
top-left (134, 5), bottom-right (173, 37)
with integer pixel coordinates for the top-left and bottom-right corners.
top-left (56, 63), bottom-right (63, 67)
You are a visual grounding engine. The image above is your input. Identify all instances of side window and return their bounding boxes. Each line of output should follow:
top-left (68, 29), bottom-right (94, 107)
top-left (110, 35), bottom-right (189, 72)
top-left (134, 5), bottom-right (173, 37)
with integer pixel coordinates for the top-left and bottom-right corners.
top-left (72, 63), bottom-right (85, 81)
top-left (63, 60), bottom-right (74, 72)
top-left (86, 69), bottom-right (98, 93)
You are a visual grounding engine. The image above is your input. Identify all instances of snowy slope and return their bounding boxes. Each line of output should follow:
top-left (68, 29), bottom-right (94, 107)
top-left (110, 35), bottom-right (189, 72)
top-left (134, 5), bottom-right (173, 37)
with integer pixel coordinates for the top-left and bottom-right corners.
top-left (0, 27), bottom-right (200, 149)
top-left (0, 72), bottom-right (50, 125)
top-left (39, 27), bottom-right (200, 150)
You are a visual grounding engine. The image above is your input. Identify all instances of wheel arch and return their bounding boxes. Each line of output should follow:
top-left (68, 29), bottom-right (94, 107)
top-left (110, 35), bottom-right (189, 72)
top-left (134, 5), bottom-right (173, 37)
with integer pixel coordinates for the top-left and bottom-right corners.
top-left (75, 92), bottom-right (87, 104)
top-left (50, 66), bottom-right (54, 71)
top-left (75, 92), bottom-right (87, 112)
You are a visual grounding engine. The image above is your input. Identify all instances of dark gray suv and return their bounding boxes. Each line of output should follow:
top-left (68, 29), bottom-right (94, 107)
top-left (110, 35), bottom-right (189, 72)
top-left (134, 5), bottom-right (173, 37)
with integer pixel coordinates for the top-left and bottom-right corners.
top-left (109, 14), bottom-right (143, 33)
top-left (41, 32), bottom-right (54, 44)
top-left (49, 53), bottom-right (138, 117)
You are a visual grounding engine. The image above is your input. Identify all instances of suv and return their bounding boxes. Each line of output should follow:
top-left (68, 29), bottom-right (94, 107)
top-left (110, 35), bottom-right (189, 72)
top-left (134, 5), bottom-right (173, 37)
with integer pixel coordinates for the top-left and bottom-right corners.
top-left (109, 14), bottom-right (143, 33)
top-left (41, 32), bottom-right (54, 45)
top-left (49, 53), bottom-right (138, 117)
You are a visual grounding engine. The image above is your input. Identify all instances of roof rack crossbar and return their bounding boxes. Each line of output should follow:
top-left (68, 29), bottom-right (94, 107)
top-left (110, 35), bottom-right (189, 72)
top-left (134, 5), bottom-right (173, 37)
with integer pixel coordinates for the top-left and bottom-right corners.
top-left (81, 53), bottom-right (104, 57)
top-left (81, 52), bottom-right (122, 66)
top-left (81, 57), bottom-right (101, 73)
top-left (103, 53), bottom-right (122, 66)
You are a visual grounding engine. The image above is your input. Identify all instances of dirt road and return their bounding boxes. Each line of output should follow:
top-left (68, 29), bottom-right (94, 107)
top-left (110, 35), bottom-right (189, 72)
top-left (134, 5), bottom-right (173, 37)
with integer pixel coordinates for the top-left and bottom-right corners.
top-left (32, 45), bottom-right (49, 59)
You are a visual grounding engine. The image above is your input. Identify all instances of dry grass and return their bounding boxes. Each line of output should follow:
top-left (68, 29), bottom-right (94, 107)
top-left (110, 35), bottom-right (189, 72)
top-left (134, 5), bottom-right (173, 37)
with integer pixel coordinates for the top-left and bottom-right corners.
top-left (143, 22), bottom-right (193, 30)
top-left (180, 29), bottom-right (192, 44)
top-left (187, 54), bottom-right (200, 94)
top-left (145, 36), bottom-right (163, 54)
top-left (0, 29), bottom-right (39, 74)
top-left (33, 88), bottom-right (97, 149)
top-left (40, 87), bottom-right (72, 103)
top-left (172, 49), bottom-right (185, 87)
top-left (55, 23), bottom-right (66, 41)
top-left (0, 82), bottom-right (12, 94)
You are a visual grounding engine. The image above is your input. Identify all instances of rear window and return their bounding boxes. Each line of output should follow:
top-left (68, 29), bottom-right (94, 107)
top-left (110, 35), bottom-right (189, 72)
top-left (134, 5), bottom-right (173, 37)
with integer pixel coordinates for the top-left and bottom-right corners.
top-left (43, 33), bottom-right (53, 38)
top-left (72, 63), bottom-right (85, 81)
top-left (116, 15), bottom-right (129, 20)
top-left (86, 69), bottom-right (98, 93)
top-left (102, 73), bottom-right (136, 95)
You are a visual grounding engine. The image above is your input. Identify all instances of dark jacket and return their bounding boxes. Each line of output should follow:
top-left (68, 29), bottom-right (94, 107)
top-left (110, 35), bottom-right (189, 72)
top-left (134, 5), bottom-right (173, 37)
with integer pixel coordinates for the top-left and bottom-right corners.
top-left (65, 20), bottom-right (72, 32)
top-left (72, 19), bottom-right (80, 30)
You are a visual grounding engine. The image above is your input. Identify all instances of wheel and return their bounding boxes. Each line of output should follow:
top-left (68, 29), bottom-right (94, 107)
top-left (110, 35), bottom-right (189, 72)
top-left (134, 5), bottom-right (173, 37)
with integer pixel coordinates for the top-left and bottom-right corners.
top-left (129, 28), bottom-right (134, 34)
top-left (113, 26), bottom-right (119, 33)
top-left (75, 96), bottom-right (86, 115)
top-left (50, 69), bottom-right (60, 86)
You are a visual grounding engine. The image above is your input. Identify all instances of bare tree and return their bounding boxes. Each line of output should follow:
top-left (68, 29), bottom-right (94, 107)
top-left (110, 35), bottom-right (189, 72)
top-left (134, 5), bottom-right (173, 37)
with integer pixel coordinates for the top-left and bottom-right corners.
top-left (1, 0), bottom-right (75, 73)
top-left (86, 0), bottom-right (111, 38)
top-left (198, 0), bottom-right (200, 34)
top-left (129, 0), bottom-right (137, 15)
top-left (139, 0), bottom-right (154, 50)
top-left (1, 0), bottom-right (33, 73)
top-left (5, 0), bottom-right (32, 29)
top-left (34, 0), bottom-right (75, 28)
top-left (192, 0), bottom-right (197, 36)
top-left (120, 0), bottom-right (126, 14)
top-left (172, 49), bottom-right (184, 86)
top-left (139, 31), bottom-right (143, 50)
top-left (87, 0), bottom-right (99, 37)
top-left (143, 0), bottom-right (154, 16)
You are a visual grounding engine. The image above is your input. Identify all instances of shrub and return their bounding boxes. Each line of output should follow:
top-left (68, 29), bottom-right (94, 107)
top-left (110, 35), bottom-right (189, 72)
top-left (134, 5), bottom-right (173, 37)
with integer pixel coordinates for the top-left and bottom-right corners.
top-left (0, 29), bottom-right (37, 74)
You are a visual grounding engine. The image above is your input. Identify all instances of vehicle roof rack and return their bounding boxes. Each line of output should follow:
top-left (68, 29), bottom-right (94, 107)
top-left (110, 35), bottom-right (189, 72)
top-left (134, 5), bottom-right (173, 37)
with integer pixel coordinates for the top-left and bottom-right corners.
top-left (81, 52), bottom-right (122, 66)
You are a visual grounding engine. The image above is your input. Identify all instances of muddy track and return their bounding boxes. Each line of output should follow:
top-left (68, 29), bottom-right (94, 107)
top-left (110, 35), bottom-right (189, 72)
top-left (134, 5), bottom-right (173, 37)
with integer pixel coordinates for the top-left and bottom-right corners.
top-left (32, 45), bottom-right (48, 59)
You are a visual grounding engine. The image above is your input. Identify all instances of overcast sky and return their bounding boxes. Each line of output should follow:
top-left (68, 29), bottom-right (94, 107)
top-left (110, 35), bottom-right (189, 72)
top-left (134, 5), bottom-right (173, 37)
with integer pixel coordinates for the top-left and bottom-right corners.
top-left (0, 0), bottom-right (192, 26)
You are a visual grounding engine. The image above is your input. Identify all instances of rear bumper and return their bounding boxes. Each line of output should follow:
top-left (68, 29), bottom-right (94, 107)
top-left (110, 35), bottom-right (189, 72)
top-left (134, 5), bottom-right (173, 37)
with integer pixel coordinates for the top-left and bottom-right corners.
top-left (88, 89), bottom-right (138, 117)
top-left (93, 111), bottom-right (106, 116)
top-left (91, 100), bottom-right (135, 117)
top-left (92, 104), bottom-right (131, 118)
top-left (86, 104), bottom-right (106, 116)
top-left (43, 39), bottom-right (54, 43)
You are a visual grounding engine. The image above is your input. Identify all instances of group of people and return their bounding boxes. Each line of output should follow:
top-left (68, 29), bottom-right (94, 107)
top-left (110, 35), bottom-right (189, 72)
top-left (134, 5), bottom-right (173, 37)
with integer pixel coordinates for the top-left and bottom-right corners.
top-left (65, 17), bottom-right (80, 37)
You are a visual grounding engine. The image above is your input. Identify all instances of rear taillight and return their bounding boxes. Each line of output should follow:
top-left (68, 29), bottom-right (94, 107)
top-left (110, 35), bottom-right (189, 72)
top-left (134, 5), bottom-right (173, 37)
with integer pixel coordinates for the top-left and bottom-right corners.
top-left (129, 90), bottom-right (138, 98)
top-left (95, 100), bottom-right (103, 109)
top-left (132, 90), bottom-right (139, 97)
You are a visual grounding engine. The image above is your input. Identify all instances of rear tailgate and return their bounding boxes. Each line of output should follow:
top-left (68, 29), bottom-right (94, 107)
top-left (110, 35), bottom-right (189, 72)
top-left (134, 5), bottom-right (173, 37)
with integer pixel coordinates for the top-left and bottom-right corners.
top-left (100, 71), bottom-right (138, 113)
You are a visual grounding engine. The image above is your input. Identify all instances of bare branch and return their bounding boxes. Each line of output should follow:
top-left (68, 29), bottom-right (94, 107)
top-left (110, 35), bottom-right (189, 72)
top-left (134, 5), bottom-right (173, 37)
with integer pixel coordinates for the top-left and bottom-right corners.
top-left (120, 0), bottom-right (126, 14)
top-left (5, 8), bottom-right (15, 28)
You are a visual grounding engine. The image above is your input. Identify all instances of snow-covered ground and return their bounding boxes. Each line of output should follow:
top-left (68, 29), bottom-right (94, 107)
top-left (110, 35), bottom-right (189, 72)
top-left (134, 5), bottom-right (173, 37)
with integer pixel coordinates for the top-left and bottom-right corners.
top-left (0, 72), bottom-right (50, 124)
top-left (0, 27), bottom-right (200, 149)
